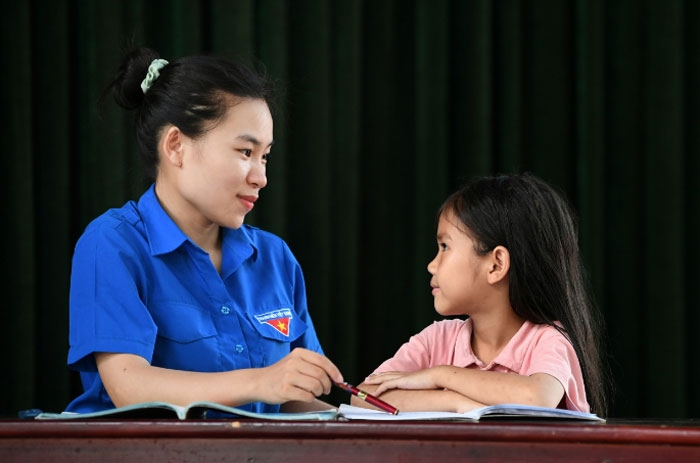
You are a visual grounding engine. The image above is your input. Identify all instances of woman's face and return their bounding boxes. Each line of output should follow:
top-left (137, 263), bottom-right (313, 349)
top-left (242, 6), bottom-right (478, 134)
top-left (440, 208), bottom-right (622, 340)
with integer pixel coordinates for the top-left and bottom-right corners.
top-left (177, 98), bottom-right (274, 230)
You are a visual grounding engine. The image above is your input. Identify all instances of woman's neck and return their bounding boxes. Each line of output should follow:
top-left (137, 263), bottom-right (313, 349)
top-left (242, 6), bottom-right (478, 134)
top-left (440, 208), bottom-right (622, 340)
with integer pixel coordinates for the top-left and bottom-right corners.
top-left (154, 181), bottom-right (222, 263)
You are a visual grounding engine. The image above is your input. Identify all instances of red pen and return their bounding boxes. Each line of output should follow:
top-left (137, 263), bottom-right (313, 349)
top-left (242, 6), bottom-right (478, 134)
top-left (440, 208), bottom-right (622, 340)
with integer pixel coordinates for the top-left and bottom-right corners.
top-left (333, 380), bottom-right (399, 415)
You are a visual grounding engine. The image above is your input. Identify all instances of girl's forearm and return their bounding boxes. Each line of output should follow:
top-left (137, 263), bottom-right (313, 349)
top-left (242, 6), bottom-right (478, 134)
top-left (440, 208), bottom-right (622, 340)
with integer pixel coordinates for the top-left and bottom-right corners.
top-left (354, 383), bottom-right (484, 413)
top-left (434, 366), bottom-right (564, 408)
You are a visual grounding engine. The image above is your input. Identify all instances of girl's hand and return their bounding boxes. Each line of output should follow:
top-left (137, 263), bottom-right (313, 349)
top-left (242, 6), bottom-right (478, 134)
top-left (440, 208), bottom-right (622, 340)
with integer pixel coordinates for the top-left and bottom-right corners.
top-left (364, 368), bottom-right (444, 395)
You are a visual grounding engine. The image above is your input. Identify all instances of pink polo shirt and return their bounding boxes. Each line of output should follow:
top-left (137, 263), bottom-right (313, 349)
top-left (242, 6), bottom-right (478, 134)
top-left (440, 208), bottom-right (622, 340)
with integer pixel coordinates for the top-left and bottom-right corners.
top-left (372, 318), bottom-right (589, 412)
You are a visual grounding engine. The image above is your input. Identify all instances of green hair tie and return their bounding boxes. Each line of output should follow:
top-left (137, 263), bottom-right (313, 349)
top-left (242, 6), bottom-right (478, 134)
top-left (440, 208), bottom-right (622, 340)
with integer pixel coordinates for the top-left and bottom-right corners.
top-left (140, 58), bottom-right (169, 94)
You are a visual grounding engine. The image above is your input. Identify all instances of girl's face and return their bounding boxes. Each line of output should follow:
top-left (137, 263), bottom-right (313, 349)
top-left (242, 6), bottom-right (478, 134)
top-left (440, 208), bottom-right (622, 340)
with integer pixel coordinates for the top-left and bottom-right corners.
top-left (427, 211), bottom-right (492, 317)
top-left (177, 98), bottom-right (273, 230)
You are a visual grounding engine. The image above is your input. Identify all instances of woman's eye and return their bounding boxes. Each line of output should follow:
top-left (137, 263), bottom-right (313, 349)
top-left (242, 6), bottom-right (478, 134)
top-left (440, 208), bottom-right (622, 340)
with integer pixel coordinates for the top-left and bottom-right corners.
top-left (262, 152), bottom-right (271, 163)
top-left (240, 149), bottom-right (252, 157)
top-left (439, 243), bottom-right (448, 251)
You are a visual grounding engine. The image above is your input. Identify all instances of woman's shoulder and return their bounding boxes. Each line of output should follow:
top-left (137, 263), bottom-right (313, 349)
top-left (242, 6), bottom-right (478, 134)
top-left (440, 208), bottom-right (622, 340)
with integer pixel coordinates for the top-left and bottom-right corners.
top-left (238, 225), bottom-right (294, 253)
top-left (79, 200), bottom-right (142, 240)
top-left (240, 224), bottom-right (283, 242)
top-left (71, 200), bottom-right (150, 269)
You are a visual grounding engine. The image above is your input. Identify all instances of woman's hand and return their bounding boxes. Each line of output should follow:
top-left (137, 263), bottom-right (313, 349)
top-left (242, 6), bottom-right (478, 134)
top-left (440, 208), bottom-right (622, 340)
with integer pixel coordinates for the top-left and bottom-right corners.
top-left (256, 348), bottom-right (343, 404)
top-left (96, 348), bottom-right (343, 408)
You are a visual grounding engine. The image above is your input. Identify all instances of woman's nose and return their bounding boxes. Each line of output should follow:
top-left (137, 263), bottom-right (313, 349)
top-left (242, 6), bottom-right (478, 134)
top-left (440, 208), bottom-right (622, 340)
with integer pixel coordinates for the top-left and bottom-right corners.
top-left (249, 163), bottom-right (268, 189)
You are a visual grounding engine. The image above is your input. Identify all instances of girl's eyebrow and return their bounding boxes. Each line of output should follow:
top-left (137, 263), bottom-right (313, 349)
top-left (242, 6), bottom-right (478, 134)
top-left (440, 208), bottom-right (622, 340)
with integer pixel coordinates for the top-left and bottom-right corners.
top-left (436, 232), bottom-right (451, 241)
top-left (236, 134), bottom-right (275, 148)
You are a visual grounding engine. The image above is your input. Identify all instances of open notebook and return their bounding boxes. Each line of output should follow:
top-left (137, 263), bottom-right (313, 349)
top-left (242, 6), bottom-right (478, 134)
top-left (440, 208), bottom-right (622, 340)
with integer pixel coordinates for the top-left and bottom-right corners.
top-left (33, 400), bottom-right (603, 422)
top-left (337, 403), bottom-right (605, 422)
top-left (33, 401), bottom-right (338, 421)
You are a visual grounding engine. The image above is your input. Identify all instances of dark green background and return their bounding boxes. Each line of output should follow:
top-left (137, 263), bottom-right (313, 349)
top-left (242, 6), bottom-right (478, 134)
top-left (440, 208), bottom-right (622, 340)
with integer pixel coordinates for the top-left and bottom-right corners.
top-left (2, 0), bottom-right (698, 419)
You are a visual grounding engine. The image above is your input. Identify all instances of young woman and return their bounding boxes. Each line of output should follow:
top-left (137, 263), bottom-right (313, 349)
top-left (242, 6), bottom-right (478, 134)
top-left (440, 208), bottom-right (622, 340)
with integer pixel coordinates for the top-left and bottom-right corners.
top-left (66, 47), bottom-right (342, 414)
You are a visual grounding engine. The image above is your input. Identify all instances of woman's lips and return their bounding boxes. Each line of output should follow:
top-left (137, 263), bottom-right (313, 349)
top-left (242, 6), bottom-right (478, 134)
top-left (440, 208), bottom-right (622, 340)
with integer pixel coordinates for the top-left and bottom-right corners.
top-left (239, 195), bottom-right (258, 211)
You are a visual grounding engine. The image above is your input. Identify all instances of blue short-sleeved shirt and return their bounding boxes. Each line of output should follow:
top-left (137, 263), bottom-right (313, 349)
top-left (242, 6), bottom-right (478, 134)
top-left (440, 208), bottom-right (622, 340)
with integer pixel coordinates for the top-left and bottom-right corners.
top-left (66, 184), bottom-right (323, 414)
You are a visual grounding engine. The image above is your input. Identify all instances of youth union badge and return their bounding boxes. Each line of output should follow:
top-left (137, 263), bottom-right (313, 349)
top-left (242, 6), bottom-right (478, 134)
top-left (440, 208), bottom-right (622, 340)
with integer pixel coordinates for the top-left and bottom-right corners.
top-left (254, 308), bottom-right (293, 336)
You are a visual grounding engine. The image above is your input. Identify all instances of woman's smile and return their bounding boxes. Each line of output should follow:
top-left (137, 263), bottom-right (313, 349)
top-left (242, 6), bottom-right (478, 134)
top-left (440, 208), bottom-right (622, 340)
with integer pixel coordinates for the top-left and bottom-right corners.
top-left (239, 195), bottom-right (258, 211)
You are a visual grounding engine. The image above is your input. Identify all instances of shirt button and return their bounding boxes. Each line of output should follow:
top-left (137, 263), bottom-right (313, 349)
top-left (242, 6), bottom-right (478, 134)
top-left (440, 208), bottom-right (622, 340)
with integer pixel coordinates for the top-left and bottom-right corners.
top-left (235, 344), bottom-right (244, 353)
top-left (220, 306), bottom-right (231, 315)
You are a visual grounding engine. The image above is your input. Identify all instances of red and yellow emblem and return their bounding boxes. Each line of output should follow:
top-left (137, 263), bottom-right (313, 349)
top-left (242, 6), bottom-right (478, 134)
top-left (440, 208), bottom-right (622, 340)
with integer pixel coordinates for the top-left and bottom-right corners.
top-left (254, 308), bottom-right (293, 337)
top-left (263, 318), bottom-right (290, 336)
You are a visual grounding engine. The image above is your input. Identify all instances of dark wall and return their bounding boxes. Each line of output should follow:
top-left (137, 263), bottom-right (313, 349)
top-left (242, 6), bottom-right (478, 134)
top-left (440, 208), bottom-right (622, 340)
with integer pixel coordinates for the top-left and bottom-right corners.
top-left (1, 0), bottom-right (698, 419)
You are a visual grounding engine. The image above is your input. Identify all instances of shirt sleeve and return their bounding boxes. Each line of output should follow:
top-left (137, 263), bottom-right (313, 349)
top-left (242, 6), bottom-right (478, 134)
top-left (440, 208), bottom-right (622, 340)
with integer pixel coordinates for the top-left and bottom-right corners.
top-left (521, 328), bottom-right (589, 412)
top-left (68, 221), bottom-right (157, 372)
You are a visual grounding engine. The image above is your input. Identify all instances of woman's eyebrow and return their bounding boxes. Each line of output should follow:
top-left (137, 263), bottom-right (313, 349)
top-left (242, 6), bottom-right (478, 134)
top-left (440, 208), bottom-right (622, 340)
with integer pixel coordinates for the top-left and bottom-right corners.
top-left (236, 134), bottom-right (275, 148)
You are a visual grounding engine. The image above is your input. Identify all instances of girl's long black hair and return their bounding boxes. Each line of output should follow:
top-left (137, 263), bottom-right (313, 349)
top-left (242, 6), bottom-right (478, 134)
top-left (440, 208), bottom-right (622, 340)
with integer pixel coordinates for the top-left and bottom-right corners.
top-left (440, 172), bottom-right (610, 416)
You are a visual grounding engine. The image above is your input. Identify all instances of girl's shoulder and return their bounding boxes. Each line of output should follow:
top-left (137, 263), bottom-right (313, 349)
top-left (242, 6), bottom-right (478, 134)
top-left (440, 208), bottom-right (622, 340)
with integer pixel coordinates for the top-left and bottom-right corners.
top-left (417, 318), bottom-right (471, 338)
top-left (518, 321), bottom-right (572, 347)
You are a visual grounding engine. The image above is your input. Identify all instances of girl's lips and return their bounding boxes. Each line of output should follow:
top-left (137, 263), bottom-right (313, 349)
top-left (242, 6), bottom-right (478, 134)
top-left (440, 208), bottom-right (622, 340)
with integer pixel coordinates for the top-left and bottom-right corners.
top-left (239, 195), bottom-right (258, 211)
top-left (431, 285), bottom-right (439, 296)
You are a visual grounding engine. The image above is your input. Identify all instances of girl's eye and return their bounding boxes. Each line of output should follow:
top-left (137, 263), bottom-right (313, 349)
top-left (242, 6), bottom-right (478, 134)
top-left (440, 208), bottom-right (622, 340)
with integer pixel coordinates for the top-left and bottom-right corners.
top-left (262, 152), bottom-right (271, 163)
top-left (439, 243), bottom-right (448, 252)
top-left (241, 149), bottom-right (252, 157)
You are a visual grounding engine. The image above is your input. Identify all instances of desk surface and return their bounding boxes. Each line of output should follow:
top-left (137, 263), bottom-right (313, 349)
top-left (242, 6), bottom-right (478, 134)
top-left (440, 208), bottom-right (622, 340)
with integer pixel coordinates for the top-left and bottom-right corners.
top-left (3, 418), bottom-right (700, 462)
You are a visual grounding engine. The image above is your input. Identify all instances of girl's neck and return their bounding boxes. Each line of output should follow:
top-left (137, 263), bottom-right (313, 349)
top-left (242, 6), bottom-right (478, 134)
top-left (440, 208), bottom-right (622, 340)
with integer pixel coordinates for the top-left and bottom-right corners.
top-left (470, 309), bottom-right (525, 365)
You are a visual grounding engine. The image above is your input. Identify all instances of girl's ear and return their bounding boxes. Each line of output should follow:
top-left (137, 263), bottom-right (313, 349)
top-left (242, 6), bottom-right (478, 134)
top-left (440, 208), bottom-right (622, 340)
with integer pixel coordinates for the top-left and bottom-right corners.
top-left (487, 245), bottom-right (510, 284)
top-left (161, 125), bottom-right (185, 168)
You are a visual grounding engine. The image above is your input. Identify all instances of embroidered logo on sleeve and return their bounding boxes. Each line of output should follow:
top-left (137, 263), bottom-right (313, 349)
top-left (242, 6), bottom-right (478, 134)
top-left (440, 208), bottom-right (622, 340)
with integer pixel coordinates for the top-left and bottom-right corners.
top-left (254, 308), bottom-right (293, 336)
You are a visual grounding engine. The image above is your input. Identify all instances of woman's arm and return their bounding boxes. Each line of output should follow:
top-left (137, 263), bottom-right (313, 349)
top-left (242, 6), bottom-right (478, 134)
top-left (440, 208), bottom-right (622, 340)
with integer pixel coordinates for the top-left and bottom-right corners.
top-left (96, 347), bottom-right (343, 408)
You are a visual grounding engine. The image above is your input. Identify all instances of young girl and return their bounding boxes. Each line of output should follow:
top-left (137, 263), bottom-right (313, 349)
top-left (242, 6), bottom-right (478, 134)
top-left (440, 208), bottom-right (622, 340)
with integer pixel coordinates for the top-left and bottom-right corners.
top-left (355, 173), bottom-right (608, 416)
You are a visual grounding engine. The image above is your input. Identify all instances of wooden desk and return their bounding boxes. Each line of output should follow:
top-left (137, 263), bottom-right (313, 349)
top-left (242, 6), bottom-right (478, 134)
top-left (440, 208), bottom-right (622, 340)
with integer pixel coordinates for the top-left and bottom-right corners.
top-left (2, 418), bottom-right (700, 462)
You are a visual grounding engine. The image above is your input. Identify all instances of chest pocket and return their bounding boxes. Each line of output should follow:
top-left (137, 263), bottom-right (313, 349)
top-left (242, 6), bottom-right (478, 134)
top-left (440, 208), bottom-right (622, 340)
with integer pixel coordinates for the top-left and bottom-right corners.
top-left (151, 302), bottom-right (217, 343)
top-left (246, 306), bottom-right (307, 343)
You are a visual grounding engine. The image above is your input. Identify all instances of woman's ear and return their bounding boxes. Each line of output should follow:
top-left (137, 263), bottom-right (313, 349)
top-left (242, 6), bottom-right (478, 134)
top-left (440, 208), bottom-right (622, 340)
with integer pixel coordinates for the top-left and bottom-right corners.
top-left (487, 245), bottom-right (510, 284)
top-left (161, 125), bottom-right (184, 168)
